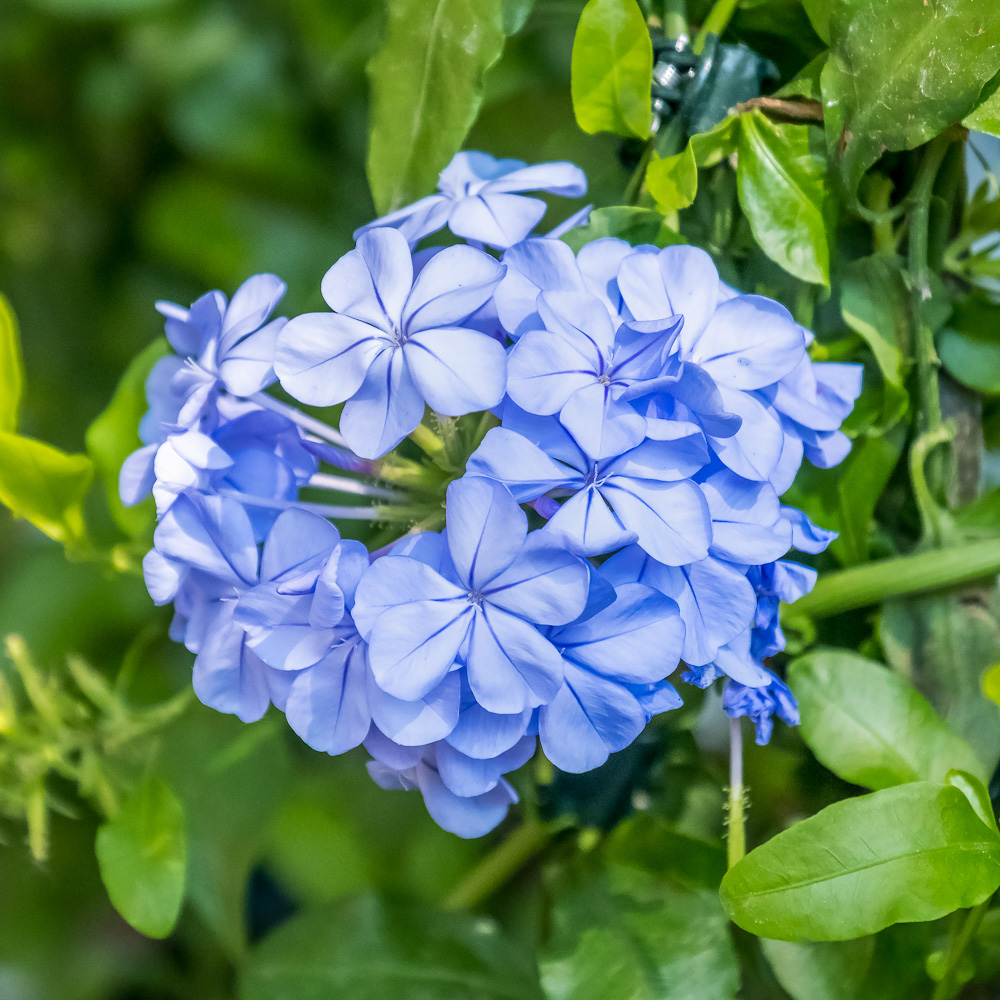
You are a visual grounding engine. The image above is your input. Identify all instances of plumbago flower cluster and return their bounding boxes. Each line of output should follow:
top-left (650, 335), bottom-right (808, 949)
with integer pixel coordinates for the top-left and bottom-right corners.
top-left (122, 152), bottom-right (861, 837)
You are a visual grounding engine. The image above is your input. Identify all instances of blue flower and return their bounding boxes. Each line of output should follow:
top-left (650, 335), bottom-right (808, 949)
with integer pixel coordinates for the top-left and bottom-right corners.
top-left (506, 290), bottom-right (680, 458)
top-left (355, 151), bottom-right (587, 249)
top-left (538, 581), bottom-right (684, 772)
top-left (274, 228), bottom-right (508, 459)
top-left (467, 407), bottom-right (711, 565)
top-left (724, 669), bottom-right (799, 745)
top-left (353, 476), bottom-right (591, 714)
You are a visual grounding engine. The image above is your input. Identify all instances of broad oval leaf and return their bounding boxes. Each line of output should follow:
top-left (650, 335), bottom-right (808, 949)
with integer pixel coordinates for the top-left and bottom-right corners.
top-left (721, 781), bottom-right (1000, 941)
top-left (0, 293), bottom-right (23, 433)
top-left (96, 776), bottom-right (186, 940)
top-left (646, 146), bottom-right (697, 215)
top-left (821, 0), bottom-right (1000, 195)
top-left (86, 338), bottom-right (169, 537)
top-left (736, 110), bottom-right (830, 286)
top-left (239, 895), bottom-right (544, 1000)
top-left (761, 937), bottom-right (875, 1000)
top-left (366, 0), bottom-right (505, 214)
top-left (840, 256), bottom-right (907, 389)
top-left (570, 0), bottom-right (652, 139)
top-left (0, 431), bottom-right (93, 547)
top-left (789, 649), bottom-right (987, 790)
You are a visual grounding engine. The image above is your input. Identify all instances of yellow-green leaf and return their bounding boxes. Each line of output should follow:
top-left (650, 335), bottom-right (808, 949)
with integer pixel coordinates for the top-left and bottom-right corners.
top-left (0, 293), bottom-right (24, 433)
top-left (646, 145), bottom-right (697, 214)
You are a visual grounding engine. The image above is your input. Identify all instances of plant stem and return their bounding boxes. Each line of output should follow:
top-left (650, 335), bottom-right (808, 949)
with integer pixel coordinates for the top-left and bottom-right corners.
top-left (443, 819), bottom-right (569, 910)
top-left (781, 537), bottom-right (1000, 622)
top-left (692, 0), bottom-right (738, 54)
top-left (727, 716), bottom-right (746, 869)
top-left (930, 898), bottom-right (991, 1000)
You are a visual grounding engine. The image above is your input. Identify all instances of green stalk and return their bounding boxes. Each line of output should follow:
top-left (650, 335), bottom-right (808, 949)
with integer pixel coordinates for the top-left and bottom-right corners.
top-left (782, 538), bottom-right (1000, 622)
top-left (692, 0), bottom-right (739, 54)
top-left (726, 717), bottom-right (746, 869)
top-left (930, 898), bottom-right (991, 1000)
top-left (443, 819), bottom-right (570, 910)
top-left (662, 0), bottom-right (688, 41)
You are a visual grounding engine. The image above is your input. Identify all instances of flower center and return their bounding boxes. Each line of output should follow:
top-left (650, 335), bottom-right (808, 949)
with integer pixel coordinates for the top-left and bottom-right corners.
top-left (467, 589), bottom-right (485, 607)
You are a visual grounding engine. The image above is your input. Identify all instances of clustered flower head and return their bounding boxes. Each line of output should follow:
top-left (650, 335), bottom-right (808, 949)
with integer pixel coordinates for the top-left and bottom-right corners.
top-left (124, 152), bottom-right (861, 837)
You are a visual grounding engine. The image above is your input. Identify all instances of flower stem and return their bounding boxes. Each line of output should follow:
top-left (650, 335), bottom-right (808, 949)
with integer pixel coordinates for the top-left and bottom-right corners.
top-left (782, 537), bottom-right (1000, 622)
top-left (307, 472), bottom-right (399, 501)
top-left (727, 716), bottom-right (746, 869)
top-left (692, 0), bottom-right (738, 54)
top-left (443, 818), bottom-right (571, 910)
top-left (930, 898), bottom-right (991, 1000)
top-left (250, 392), bottom-right (349, 448)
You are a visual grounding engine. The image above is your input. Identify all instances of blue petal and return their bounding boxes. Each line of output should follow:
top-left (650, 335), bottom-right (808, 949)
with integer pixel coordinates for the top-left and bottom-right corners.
top-left (482, 160), bottom-right (587, 197)
top-left (415, 762), bottom-right (516, 838)
top-left (284, 639), bottom-right (371, 754)
top-left (260, 508), bottom-right (342, 582)
top-left (506, 329), bottom-right (599, 415)
top-left (275, 312), bottom-right (386, 408)
top-left (465, 427), bottom-right (579, 502)
top-left (218, 316), bottom-right (285, 396)
top-left (544, 486), bottom-right (636, 557)
top-left (494, 239), bottom-right (585, 338)
top-left (219, 273), bottom-right (286, 351)
top-left (367, 668), bottom-right (461, 746)
top-left (781, 505), bottom-right (837, 554)
top-left (353, 193), bottom-right (451, 245)
top-left (368, 600), bottom-right (472, 700)
top-left (449, 192), bottom-right (547, 248)
top-left (435, 736), bottom-right (535, 796)
top-left (445, 476), bottom-right (527, 589)
top-left (709, 387), bottom-right (784, 482)
top-left (701, 470), bottom-right (792, 565)
top-left (120, 443), bottom-right (157, 506)
top-left (403, 244), bottom-right (505, 332)
top-left (445, 688), bottom-right (532, 759)
top-left (192, 616), bottom-right (272, 724)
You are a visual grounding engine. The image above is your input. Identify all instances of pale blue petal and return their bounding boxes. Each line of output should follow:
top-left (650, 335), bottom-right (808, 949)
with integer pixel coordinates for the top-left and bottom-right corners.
top-left (415, 763), bottom-right (516, 838)
top-left (435, 736), bottom-right (535, 796)
top-left (465, 427), bottom-right (579, 501)
top-left (449, 193), bottom-right (547, 248)
top-left (353, 555), bottom-right (464, 638)
top-left (445, 476), bottom-right (526, 588)
top-left (544, 486), bottom-right (636, 557)
top-left (403, 244), bottom-right (505, 332)
top-left (367, 668), bottom-right (460, 746)
top-left (403, 327), bottom-right (508, 414)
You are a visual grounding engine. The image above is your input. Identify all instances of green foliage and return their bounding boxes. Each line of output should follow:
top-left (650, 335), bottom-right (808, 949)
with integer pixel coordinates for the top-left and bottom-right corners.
top-left (821, 0), bottom-right (1000, 195)
top-left (721, 782), bottom-right (1000, 941)
top-left (0, 293), bottom-right (24, 433)
top-left (86, 339), bottom-right (169, 538)
top-left (96, 776), bottom-right (186, 939)
top-left (366, 0), bottom-right (506, 214)
top-left (761, 937), bottom-right (875, 1000)
top-left (240, 895), bottom-right (545, 1000)
top-left (789, 649), bottom-right (987, 789)
top-left (736, 110), bottom-right (830, 286)
top-left (541, 816), bottom-right (738, 1000)
top-left (561, 206), bottom-right (682, 251)
top-left (571, 0), bottom-right (652, 139)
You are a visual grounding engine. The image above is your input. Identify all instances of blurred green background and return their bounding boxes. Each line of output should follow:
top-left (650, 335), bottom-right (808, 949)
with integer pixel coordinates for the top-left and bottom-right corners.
top-left (0, 2), bottom-right (622, 996)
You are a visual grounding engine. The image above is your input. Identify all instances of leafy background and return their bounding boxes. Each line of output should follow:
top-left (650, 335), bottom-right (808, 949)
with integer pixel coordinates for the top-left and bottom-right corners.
top-left (3, 0), bottom-right (1000, 998)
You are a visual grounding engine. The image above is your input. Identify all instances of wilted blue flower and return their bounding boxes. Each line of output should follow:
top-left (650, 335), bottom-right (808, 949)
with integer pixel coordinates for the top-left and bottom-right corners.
top-left (354, 476), bottom-right (591, 714)
top-left (724, 669), bottom-right (799, 745)
top-left (275, 228), bottom-right (508, 459)
top-left (355, 151), bottom-right (587, 249)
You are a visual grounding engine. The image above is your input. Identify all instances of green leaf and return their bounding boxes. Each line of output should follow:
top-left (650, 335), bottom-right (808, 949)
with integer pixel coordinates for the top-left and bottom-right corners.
top-left (947, 770), bottom-right (999, 834)
top-left (965, 72), bottom-right (1000, 136)
top-left (570, 0), bottom-right (653, 139)
top-left (840, 256), bottom-right (907, 389)
top-left (366, 0), bottom-right (505, 214)
top-left (983, 662), bottom-right (1000, 709)
top-left (721, 782), bottom-right (1000, 941)
top-left (0, 293), bottom-right (24, 433)
top-left (95, 776), bottom-right (186, 939)
top-left (689, 115), bottom-right (740, 169)
top-left (881, 589), bottom-right (1000, 773)
top-left (85, 338), bottom-right (169, 538)
top-left (937, 296), bottom-right (1000, 394)
top-left (761, 937), bottom-right (875, 1000)
top-left (736, 110), bottom-right (830, 286)
top-left (788, 650), bottom-right (987, 790)
top-left (156, 706), bottom-right (291, 958)
top-left (800, 0), bottom-right (830, 44)
top-left (0, 432), bottom-right (93, 548)
top-left (646, 146), bottom-right (697, 214)
top-left (240, 895), bottom-right (544, 1000)
top-left (560, 206), bottom-right (682, 252)
top-left (540, 814), bottom-right (738, 1000)
top-left (503, 0), bottom-right (535, 35)
top-left (822, 0), bottom-right (1000, 196)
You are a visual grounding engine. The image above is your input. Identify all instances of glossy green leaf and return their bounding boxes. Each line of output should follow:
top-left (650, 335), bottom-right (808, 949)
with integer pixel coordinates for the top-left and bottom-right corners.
top-left (646, 146), bottom-right (697, 214)
top-left (85, 338), bottom-right (169, 537)
top-left (948, 769), bottom-right (999, 834)
top-left (938, 296), bottom-right (1000, 394)
top-left (0, 432), bottom-right (93, 548)
top-left (96, 776), bottom-right (186, 939)
top-left (789, 650), bottom-right (987, 790)
top-left (570, 0), bottom-right (652, 139)
top-left (721, 782), bottom-right (1000, 941)
top-left (0, 293), bottom-right (23, 433)
top-left (881, 589), bottom-right (1000, 773)
top-left (689, 115), bottom-right (739, 168)
top-left (983, 662), bottom-right (1000, 709)
top-left (822, 0), bottom-right (1000, 195)
top-left (540, 814), bottom-right (738, 1000)
top-left (965, 73), bottom-right (1000, 136)
top-left (840, 256), bottom-right (907, 389)
top-left (560, 206), bottom-right (682, 252)
top-left (800, 0), bottom-right (830, 45)
top-left (761, 937), bottom-right (875, 1000)
top-left (240, 895), bottom-right (544, 1000)
top-left (736, 110), bottom-right (830, 286)
top-left (366, 0), bottom-right (505, 214)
